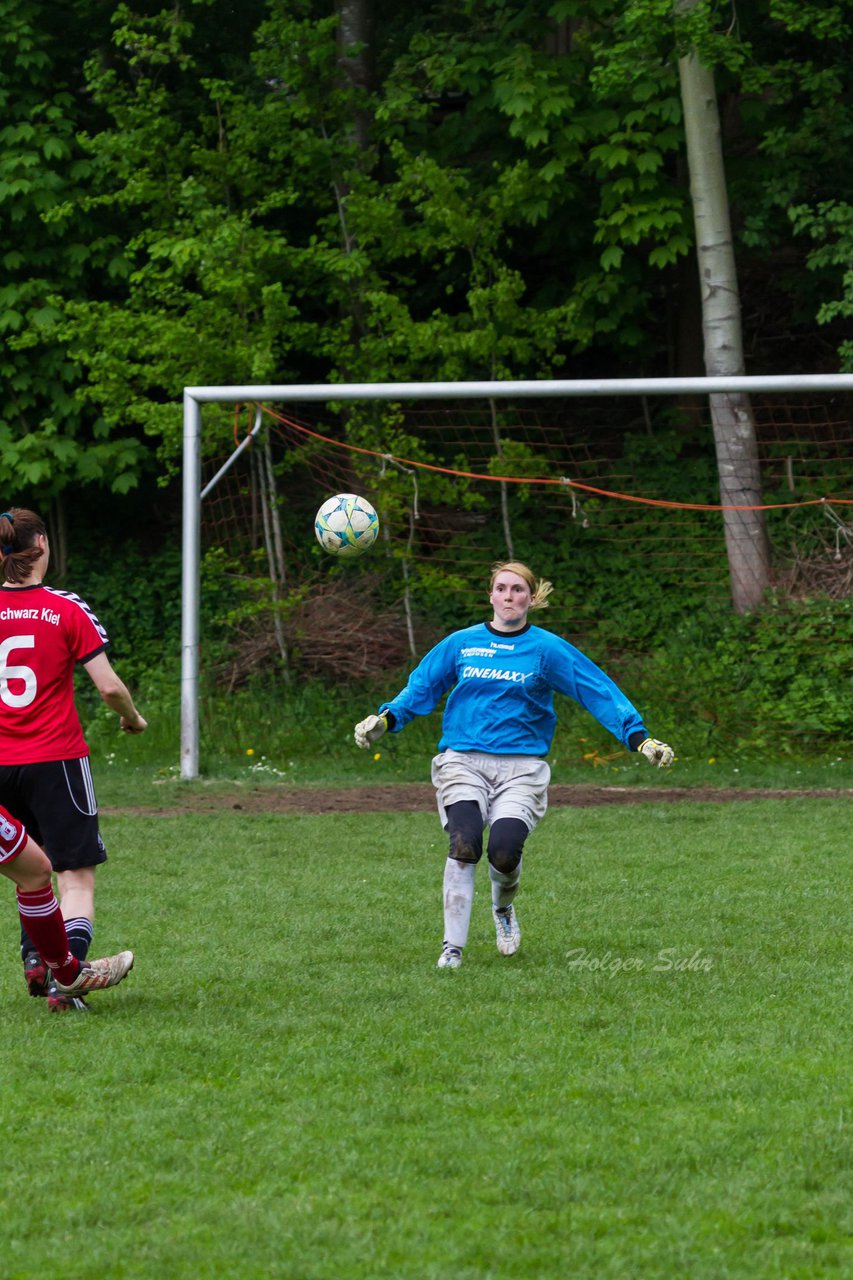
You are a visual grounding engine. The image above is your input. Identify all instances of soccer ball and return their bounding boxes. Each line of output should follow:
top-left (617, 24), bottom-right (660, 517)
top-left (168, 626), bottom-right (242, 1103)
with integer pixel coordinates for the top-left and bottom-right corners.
top-left (314, 493), bottom-right (379, 558)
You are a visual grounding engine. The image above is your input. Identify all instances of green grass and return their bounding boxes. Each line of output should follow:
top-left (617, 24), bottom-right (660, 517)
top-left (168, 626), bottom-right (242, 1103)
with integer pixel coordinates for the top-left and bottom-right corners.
top-left (2, 799), bottom-right (850, 1278)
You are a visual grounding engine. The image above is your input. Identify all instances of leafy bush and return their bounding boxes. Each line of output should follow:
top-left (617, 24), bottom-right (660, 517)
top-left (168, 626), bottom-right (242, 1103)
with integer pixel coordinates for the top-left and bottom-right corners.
top-left (66, 540), bottom-right (183, 683)
top-left (626, 597), bottom-right (853, 756)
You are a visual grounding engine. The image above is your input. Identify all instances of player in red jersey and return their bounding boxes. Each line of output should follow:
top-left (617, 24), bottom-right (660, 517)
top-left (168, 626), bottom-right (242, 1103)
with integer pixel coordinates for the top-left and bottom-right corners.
top-left (0, 801), bottom-right (134, 1004)
top-left (0, 507), bottom-right (147, 1011)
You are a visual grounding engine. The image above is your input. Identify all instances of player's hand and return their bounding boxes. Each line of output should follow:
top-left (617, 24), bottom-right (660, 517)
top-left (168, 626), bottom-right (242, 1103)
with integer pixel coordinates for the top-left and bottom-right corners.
top-left (354, 714), bottom-right (387, 750)
top-left (638, 737), bottom-right (674, 769)
top-left (120, 714), bottom-right (147, 734)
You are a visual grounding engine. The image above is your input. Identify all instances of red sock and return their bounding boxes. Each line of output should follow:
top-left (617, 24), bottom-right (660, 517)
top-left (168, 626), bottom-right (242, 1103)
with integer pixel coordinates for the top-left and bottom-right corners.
top-left (17, 887), bottom-right (81, 985)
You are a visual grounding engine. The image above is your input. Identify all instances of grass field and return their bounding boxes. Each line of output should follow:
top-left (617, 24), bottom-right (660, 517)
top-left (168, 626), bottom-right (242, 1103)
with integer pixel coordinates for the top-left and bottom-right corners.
top-left (2, 797), bottom-right (850, 1279)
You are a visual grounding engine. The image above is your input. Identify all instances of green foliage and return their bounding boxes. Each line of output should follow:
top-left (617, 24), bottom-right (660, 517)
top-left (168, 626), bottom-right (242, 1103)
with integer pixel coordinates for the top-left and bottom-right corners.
top-left (630, 597), bottom-right (853, 756)
top-left (53, 0), bottom-right (292, 472)
top-left (789, 201), bottom-right (853, 369)
top-left (194, 542), bottom-right (294, 678)
top-left (729, 4), bottom-right (853, 368)
top-left (0, 0), bottom-right (143, 499)
top-left (69, 538), bottom-right (183, 684)
top-left (38, 0), bottom-right (699, 457)
top-left (2, 0), bottom-right (852, 511)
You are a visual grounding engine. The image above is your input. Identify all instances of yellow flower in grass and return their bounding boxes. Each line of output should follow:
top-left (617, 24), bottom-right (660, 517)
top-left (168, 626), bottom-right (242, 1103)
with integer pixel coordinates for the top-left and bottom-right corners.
top-left (246, 748), bottom-right (255, 757)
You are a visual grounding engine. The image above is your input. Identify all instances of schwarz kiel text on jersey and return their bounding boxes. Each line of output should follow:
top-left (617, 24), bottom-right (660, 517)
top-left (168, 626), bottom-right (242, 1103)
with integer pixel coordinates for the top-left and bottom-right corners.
top-left (0, 606), bottom-right (61, 625)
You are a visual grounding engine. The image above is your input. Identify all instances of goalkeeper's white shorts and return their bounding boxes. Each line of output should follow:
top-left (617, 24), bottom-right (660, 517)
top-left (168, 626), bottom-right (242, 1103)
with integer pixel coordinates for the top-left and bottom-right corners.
top-left (431, 749), bottom-right (550, 833)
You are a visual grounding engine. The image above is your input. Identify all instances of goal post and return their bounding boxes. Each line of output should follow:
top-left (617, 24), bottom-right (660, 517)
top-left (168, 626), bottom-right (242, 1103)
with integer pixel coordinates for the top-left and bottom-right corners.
top-left (181, 374), bottom-right (853, 779)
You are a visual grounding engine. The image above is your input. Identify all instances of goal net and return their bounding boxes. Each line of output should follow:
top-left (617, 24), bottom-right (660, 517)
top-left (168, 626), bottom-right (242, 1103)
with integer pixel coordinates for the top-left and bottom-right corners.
top-left (183, 377), bottom-right (853, 777)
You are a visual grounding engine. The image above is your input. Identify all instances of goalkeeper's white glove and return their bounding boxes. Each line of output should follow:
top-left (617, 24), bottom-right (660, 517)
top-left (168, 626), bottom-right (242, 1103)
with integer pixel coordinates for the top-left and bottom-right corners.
top-left (638, 737), bottom-right (675, 769)
top-left (354, 713), bottom-right (388, 750)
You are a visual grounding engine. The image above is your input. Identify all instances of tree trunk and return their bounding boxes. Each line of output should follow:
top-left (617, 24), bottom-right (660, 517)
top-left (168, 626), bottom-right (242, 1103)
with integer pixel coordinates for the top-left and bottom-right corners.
top-left (335, 0), bottom-right (374, 153)
top-left (48, 494), bottom-right (68, 582)
top-left (332, 0), bottom-right (374, 358)
top-left (677, 37), bottom-right (771, 612)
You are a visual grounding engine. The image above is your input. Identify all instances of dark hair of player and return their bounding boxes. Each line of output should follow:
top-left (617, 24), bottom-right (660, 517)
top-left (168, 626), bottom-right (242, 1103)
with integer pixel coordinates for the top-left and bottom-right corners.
top-left (0, 507), bottom-right (47, 584)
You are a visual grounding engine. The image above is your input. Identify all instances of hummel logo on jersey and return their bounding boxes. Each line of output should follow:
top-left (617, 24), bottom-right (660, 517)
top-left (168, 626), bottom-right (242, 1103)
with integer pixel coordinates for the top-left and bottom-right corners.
top-left (462, 666), bottom-right (531, 683)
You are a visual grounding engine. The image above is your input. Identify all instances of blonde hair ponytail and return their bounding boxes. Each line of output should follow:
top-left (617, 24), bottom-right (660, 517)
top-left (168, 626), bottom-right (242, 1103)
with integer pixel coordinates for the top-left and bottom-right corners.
top-left (490, 560), bottom-right (553, 611)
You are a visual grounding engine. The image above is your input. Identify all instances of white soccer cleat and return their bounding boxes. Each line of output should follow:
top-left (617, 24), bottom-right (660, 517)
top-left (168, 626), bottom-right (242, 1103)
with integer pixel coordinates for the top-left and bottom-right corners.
top-left (436, 944), bottom-right (462, 970)
top-left (493, 905), bottom-right (521, 956)
top-left (53, 950), bottom-right (135, 995)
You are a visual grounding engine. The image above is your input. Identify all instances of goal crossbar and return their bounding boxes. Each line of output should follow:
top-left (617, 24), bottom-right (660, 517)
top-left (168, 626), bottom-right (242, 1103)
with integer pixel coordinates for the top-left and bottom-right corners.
top-left (181, 374), bottom-right (853, 778)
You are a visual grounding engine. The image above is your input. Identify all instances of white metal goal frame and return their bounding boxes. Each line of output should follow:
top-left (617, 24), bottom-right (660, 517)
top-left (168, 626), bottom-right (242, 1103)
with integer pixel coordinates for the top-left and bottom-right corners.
top-left (181, 373), bottom-right (853, 779)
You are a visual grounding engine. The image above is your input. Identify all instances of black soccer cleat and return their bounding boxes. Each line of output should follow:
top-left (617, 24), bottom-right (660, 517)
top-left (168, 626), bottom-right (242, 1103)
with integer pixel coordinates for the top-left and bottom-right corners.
top-left (46, 978), bottom-right (90, 1013)
top-left (24, 954), bottom-right (49, 997)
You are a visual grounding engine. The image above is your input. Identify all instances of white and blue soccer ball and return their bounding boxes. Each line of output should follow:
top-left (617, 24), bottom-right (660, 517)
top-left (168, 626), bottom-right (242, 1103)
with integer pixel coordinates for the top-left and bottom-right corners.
top-left (314, 493), bottom-right (379, 558)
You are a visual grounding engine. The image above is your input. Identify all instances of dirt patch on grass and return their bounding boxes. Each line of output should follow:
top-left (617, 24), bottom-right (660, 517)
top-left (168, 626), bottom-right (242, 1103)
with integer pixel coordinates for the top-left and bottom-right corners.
top-left (109, 783), bottom-right (851, 816)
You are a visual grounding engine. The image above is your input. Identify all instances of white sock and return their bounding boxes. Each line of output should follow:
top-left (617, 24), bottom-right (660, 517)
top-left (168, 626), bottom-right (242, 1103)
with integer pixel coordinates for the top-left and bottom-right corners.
top-left (442, 857), bottom-right (476, 950)
top-left (489, 858), bottom-right (522, 911)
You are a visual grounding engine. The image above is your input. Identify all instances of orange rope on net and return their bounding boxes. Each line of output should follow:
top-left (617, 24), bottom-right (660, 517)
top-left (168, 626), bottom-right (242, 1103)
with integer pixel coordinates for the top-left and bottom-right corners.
top-left (259, 403), bottom-right (853, 513)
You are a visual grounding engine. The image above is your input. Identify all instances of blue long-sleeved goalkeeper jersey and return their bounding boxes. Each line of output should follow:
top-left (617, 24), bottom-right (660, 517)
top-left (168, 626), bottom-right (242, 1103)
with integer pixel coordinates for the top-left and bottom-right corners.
top-left (380, 621), bottom-right (647, 756)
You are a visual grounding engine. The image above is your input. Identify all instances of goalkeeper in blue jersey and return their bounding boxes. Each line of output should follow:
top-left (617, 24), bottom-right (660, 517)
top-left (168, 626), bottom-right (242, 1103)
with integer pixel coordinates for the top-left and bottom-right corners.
top-left (354, 560), bottom-right (674, 970)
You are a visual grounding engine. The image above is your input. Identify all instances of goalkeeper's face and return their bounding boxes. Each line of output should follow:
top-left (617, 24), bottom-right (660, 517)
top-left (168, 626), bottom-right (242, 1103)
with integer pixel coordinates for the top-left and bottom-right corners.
top-left (490, 571), bottom-right (532, 632)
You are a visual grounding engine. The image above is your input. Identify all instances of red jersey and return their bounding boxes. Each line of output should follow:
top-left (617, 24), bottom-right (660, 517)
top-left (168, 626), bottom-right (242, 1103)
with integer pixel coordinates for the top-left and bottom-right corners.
top-left (0, 583), bottom-right (108, 764)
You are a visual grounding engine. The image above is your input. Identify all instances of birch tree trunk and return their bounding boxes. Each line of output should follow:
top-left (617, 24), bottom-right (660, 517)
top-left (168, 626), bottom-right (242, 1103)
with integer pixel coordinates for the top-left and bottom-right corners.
top-left (677, 37), bottom-right (771, 612)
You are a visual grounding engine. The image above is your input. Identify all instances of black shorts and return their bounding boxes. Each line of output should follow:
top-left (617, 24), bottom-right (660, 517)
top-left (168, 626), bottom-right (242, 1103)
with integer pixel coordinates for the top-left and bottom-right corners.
top-left (0, 758), bottom-right (107, 872)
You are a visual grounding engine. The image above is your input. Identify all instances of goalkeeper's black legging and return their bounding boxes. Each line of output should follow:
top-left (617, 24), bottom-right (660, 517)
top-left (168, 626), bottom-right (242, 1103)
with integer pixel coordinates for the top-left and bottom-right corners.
top-left (444, 800), bottom-right (528, 874)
